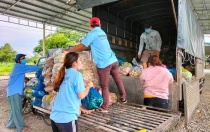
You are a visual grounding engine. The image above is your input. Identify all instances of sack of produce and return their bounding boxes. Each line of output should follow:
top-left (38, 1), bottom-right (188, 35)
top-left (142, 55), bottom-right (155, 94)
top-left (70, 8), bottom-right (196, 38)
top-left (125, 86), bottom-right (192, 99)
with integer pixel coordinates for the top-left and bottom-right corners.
top-left (45, 56), bottom-right (54, 68)
top-left (54, 53), bottom-right (66, 63)
top-left (119, 66), bottom-right (132, 76)
top-left (182, 67), bottom-right (192, 81)
top-left (45, 85), bottom-right (54, 93)
top-left (129, 69), bottom-right (141, 77)
top-left (119, 62), bottom-right (133, 76)
top-left (44, 75), bottom-right (52, 86)
top-left (23, 88), bottom-right (34, 99)
top-left (52, 63), bottom-right (63, 75)
top-left (81, 87), bottom-right (103, 110)
top-left (25, 78), bottom-right (39, 89)
top-left (109, 92), bottom-right (117, 105)
top-left (41, 95), bottom-right (52, 110)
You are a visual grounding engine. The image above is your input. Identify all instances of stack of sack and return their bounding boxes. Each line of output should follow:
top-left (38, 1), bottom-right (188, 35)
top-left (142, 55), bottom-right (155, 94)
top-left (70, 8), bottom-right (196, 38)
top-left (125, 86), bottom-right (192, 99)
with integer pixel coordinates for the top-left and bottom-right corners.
top-left (41, 50), bottom-right (118, 110)
top-left (78, 52), bottom-right (98, 87)
top-left (41, 56), bottom-right (55, 110)
top-left (31, 68), bottom-right (47, 107)
top-left (41, 51), bottom-right (100, 110)
top-left (118, 62), bottom-right (133, 76)
top-left (23, 78), bottom-right (39, 99)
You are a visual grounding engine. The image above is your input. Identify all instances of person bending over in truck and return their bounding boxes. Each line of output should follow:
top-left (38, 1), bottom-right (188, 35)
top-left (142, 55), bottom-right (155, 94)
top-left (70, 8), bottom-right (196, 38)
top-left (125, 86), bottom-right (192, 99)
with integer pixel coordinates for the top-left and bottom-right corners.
top-left (138, 24), bottom-right (162, 69)
top-left (50, 52), bottom-right (93, 132)
top-left (6, 54), bottom-right (40, 132)
top-left (63, 17), bottom-right (127, 112)
top-left (139, 55), bottom-right (173, 109)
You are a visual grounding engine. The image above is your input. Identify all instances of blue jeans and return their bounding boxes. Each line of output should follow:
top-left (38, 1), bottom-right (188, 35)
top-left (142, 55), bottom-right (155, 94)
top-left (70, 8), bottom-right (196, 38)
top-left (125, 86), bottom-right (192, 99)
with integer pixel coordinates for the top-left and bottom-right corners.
top-left (144, 97), bottom-right (169, 109)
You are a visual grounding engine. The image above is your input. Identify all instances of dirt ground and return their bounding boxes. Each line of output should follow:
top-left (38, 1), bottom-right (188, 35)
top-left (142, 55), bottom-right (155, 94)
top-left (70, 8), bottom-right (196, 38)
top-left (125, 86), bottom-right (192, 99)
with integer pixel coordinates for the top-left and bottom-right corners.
top-left (1, 69), bottom-right (210, 132)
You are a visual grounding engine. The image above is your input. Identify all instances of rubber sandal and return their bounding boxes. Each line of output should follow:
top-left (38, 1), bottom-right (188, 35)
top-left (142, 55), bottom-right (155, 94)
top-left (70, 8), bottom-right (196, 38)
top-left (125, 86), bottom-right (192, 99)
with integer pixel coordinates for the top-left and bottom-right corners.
top-left (96, 108), bottom-right (108, 113)
top-left (119, 98), bottom-right (127, 103)
top-left (22, 126), bottom-right (31, 132)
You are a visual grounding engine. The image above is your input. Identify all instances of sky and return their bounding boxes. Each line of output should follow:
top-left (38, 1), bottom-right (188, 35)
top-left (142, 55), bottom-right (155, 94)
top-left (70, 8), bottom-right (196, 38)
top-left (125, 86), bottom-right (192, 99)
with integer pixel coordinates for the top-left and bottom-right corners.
top-left (205, 34), bottom-right (210, 44)
top-left (0, 15), bottom-right (56, 57)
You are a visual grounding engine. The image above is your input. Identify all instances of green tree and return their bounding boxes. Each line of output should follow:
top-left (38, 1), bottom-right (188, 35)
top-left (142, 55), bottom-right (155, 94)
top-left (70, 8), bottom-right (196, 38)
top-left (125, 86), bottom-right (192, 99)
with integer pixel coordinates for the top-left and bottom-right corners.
top-left (0, 43), bottom-right (17, 64)
top-left (27, 54), bottom-right (40, 64)
top-left (34, 28), bottom-right (85, 55)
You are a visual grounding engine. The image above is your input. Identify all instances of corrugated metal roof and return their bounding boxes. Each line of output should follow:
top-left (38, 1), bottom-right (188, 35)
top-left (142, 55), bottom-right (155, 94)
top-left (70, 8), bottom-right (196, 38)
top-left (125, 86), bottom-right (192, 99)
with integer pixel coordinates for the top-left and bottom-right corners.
top-left (0, 0), bottom-right (209, 34)
top-left (190, 0), bottom-right (210, 34)
top-left (0, 0), bottom-right (92, 33)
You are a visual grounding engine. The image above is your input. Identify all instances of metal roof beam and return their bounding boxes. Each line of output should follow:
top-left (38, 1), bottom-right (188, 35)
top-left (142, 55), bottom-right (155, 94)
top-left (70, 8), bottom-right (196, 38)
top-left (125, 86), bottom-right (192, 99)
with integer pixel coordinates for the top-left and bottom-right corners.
top-left (0, 15), bottom-right (55, 31)
top-left (17, 1), bottom-right (88, 23)
top-left (0, 1), bottom-right (86, 25)
top-left (58, 0), bottom-right (91, 14)
top-left (131, 13), bottom-right (172, 22)
top-left (202, 0), bottom-right (207, 10)
top-left (197, 19), bottom-right (210, 20)
top-left (3, 0), bottom-right (21, 14)
top-left (0, 6), bottom-right (89, 31)
top-left (35, 0), bottom-right (90, 19)
top-left (139, 16), bottom-right (173, 24)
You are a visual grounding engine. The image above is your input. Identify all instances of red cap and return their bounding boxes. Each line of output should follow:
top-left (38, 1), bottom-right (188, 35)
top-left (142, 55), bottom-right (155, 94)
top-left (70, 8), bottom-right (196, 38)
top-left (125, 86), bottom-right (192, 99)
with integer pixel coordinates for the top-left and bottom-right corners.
top-left (89, 17), bottom-right (101, 26)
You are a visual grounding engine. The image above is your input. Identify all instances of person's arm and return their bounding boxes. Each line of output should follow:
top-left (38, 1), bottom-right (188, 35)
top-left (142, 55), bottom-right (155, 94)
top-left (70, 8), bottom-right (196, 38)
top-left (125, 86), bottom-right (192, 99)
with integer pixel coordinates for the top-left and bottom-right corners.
top-left (155, 31), bottom-right (162, 52)
top-left (64, 32), bottom-right (94, 53)
top-left (22, 65), bottom-right (39, 73)
top-left (63, 44), bottom-right (87, 53)
top-left (168, 71), bottom-right (174, 86)
top-left (78, 81), bottom-right (93, 99)
top-left (73, 73), bottom-right (93, 99)
top-left (139, 71), bottom-right (145, 85)
top-left (138, 35), bottom-right (144, 59)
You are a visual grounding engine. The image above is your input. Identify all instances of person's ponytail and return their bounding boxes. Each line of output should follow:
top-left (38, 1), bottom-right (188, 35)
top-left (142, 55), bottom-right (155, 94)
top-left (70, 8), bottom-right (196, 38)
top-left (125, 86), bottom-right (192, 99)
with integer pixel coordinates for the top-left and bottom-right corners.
top-left (54, 66), bottom-right (66, 92)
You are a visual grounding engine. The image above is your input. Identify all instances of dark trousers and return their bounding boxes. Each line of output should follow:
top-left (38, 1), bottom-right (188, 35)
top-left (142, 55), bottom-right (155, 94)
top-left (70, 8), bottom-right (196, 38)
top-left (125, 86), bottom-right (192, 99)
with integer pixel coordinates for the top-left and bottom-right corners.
top-left (144, 97), bottom-right (169, 109)
top-left (51, 120), bottom-right (78, 132)
top-left (97, 61), bottom-right (126, 109)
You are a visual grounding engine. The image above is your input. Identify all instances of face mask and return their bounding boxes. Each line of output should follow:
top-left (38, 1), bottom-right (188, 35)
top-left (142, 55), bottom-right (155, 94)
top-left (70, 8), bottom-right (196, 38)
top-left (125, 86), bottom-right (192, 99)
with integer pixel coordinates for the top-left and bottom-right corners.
top-left (145, 29), bottom-right (151, 33)
top-left (21, 59), bottom-right (27, 65)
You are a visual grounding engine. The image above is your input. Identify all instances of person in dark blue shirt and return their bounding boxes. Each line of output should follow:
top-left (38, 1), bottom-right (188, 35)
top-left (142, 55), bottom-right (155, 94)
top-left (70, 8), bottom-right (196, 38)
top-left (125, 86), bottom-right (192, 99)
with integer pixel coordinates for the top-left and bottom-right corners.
top-left (6, 54), bottom-right (39, 132)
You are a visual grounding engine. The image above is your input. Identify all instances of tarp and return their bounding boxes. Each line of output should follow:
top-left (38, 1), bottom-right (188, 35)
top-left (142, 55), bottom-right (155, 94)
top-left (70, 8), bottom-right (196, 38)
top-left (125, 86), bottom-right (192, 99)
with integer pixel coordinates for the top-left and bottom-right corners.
top-left (177, 0), bottom-right (205, 59)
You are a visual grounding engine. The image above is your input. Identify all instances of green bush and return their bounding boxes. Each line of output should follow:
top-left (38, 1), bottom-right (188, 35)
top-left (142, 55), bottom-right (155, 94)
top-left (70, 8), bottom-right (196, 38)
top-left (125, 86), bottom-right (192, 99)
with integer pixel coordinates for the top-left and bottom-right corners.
top-left (0, 63), bottom-right (14, 75)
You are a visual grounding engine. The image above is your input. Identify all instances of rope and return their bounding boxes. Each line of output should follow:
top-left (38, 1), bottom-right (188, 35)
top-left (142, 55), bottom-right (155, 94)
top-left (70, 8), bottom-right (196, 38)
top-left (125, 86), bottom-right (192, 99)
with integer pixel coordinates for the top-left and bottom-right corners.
top-left (177, 50), bottom-right (196, 68)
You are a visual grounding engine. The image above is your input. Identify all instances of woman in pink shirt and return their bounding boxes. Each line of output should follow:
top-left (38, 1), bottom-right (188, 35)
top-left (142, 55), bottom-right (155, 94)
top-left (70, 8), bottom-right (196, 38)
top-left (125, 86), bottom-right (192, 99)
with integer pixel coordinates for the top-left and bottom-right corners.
top-left (140, 55), bottom-right (173, 109)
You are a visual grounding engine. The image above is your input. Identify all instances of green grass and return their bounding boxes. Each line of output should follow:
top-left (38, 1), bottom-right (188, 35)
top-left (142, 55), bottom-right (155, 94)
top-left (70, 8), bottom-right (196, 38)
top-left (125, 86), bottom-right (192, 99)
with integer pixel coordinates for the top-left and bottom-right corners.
top-left (0, 62), bottom-right (35, 76)
top-left (0, 63), bottom-right (14, 75)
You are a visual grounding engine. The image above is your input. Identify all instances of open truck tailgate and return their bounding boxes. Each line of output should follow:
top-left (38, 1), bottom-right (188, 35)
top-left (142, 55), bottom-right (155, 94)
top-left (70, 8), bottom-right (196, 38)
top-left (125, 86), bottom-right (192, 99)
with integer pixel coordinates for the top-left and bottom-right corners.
top-left (78, 103), bottom-right (181, 132)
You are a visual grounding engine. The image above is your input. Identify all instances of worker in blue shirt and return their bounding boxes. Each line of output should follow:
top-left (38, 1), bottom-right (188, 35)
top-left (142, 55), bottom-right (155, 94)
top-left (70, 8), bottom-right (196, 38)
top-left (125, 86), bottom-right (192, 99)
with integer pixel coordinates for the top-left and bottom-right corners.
top-left (6, 54), bottom-right (39, 132)
top-left (64, 17), bottom-right (127, 112)
top-left (50, 52), bottom-right (93, 132)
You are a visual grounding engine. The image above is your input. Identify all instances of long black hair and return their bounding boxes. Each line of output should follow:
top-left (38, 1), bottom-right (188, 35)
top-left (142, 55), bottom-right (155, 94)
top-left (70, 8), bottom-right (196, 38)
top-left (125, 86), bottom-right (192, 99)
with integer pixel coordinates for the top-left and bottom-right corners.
top-left (54, 52), bottom-right (79, 92)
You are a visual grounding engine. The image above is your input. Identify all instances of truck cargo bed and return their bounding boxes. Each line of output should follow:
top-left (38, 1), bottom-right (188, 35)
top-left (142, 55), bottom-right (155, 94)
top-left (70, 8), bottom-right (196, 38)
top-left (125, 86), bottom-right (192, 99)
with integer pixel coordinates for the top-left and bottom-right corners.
top-left (78, 103), bottom-right (181, 132)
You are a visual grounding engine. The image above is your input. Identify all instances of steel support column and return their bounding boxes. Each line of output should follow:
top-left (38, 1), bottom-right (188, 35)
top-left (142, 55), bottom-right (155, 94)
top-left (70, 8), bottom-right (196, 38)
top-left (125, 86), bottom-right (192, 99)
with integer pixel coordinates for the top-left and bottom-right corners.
top-left (43, 22), bottom-right (46, 57)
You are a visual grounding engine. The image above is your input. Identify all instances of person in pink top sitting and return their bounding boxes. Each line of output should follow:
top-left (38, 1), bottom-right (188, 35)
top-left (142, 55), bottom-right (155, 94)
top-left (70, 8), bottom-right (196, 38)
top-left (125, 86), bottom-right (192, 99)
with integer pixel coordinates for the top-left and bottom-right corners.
top-left (139, 55), bottom-right (174, 109)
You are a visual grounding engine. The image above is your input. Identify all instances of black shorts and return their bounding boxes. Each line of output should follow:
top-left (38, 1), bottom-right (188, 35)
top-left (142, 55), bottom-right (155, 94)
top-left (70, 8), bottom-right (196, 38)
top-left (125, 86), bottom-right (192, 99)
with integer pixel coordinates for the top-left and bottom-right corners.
top-left (51, 120), bottom-right (78, 132)
top-left (144, 97), bottom-right (169, 109)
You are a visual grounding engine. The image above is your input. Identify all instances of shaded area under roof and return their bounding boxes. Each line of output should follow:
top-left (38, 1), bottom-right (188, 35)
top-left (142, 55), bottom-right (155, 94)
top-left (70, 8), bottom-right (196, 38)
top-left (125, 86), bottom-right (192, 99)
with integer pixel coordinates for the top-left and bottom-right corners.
top-left (0, 0), bottom-right (92, 33)
top-left (0, 0), bottom-right (209, 35)
top-left (189, 0), bottom-right (210, 34)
